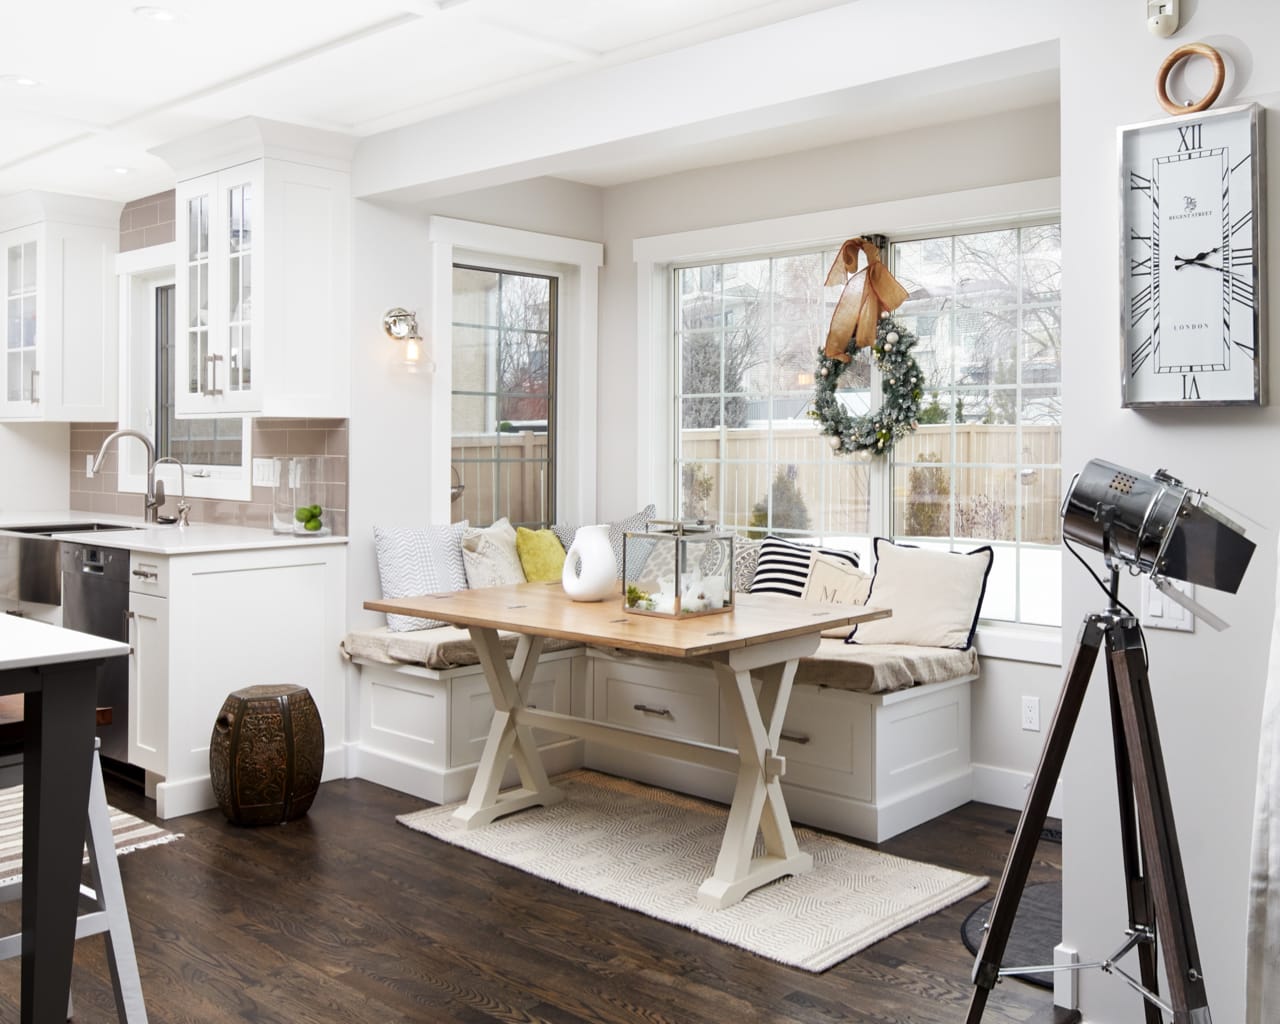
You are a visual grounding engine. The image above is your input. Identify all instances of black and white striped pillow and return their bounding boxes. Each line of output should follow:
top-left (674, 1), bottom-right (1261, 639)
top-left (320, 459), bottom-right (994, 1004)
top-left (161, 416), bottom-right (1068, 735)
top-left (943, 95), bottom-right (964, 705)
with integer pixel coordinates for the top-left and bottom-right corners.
top-left (749, 535), bottom-right (859, 598)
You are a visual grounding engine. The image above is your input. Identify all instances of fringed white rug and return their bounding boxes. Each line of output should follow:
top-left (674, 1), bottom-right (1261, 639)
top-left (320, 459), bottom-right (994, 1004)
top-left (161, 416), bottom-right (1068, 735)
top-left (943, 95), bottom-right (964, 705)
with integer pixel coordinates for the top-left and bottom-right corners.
top-left (0, 785), bottom-right (181, 885)
top-left (397, 770), bottom-right (986, 972)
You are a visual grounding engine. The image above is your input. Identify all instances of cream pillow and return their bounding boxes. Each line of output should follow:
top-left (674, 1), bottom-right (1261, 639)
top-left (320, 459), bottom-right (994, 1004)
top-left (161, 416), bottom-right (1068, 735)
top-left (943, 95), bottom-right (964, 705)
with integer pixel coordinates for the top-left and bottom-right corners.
top-left (461, 518), bottom-right (527, 589)
top-left (848, 538), bottom-right (993, 649)
top-left (803, 553), bottom-right (874, 638)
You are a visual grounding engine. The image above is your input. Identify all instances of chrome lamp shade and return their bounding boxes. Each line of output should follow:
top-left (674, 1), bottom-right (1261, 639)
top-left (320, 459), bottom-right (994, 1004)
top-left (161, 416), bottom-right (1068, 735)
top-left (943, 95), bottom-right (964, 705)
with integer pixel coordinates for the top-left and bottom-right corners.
top-left (1061, 459), bottom-right (1255, 594)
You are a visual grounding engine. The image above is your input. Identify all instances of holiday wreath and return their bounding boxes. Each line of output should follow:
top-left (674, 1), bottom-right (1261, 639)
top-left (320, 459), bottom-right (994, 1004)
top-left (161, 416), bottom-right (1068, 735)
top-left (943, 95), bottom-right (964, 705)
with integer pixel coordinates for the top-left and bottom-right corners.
top-left (811, 310), bottom-right (923, 456)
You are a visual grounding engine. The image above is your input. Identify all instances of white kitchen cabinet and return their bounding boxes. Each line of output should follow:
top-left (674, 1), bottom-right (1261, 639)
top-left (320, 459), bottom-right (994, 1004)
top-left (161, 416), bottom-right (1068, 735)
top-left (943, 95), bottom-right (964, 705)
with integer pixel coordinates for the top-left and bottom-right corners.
top-left (170, 145), bottom-right (350, 418)
top-left (127, 542), bottom-right (347, 818)
top-left (1, 192), bottom-right (120, 421)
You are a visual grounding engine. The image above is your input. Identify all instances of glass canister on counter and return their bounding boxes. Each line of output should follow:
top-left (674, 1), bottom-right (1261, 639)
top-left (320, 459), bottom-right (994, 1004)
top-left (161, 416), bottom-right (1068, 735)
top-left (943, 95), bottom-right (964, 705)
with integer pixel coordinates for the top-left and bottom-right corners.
top-left (272, 456), bottom-right (331, 536)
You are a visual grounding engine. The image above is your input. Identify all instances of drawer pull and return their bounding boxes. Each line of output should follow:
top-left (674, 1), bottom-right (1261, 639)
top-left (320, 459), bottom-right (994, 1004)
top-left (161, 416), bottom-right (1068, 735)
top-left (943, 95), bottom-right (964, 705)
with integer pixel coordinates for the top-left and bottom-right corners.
top-left (780, 730), bottom-right (811, 745)
top-left (132, 568), bottom-right (159, 581)
top-left (633, 703), bottom-right (673, 719)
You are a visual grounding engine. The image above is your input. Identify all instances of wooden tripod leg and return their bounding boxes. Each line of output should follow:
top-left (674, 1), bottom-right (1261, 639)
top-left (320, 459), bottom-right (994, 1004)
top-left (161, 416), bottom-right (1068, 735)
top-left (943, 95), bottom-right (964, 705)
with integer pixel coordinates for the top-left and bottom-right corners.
top-left (1110, 620), bottom-right (1212, 1023)
top-left (967, 616), bottom-right (1106, 1024)
top-left (1105, 625), bottom-right (1163, 1024)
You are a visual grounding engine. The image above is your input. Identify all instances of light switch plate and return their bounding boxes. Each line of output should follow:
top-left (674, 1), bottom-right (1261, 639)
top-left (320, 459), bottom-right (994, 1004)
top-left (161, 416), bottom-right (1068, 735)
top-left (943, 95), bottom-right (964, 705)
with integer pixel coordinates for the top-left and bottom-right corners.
top-left (1141, 577), bottom-right (1195, 632)
top-left (252, 458), bottom-right (277, 487)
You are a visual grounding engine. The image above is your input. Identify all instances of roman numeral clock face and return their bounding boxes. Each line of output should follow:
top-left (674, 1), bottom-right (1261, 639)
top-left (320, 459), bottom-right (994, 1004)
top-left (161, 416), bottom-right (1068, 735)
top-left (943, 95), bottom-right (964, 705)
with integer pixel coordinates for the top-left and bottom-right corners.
top-left (1121, 102), bottom-right (1267, 406)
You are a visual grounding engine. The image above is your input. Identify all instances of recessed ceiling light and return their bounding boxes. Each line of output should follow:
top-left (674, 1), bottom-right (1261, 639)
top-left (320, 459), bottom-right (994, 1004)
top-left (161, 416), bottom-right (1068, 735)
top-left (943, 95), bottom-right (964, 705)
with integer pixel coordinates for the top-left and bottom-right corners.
top-left (132, 5), bottom-right (178, 22)
top-left (0, 74), bottom-right (41, 88)
top-left (112, 167), bottom-right (132, 176)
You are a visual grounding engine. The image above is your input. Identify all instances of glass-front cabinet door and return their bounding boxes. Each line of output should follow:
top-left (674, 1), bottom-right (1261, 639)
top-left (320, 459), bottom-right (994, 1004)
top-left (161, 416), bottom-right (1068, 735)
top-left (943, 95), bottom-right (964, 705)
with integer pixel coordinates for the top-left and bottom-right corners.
top-left (174, 162), bottom-right (264, 415)
top-left (2, 230), bottom-right (40, 417)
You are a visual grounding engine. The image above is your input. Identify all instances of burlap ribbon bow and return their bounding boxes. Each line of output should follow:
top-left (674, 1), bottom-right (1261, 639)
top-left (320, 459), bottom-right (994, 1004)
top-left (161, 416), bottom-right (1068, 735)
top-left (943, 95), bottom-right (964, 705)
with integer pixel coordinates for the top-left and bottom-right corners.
top-left (822, 237), bottom-right (909, 362)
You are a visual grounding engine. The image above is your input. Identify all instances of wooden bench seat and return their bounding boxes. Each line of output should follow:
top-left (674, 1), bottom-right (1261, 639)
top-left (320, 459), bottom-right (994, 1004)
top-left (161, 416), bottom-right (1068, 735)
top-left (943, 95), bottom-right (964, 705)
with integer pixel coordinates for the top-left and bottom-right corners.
top-left (343, 626), bottom-right (976, 841)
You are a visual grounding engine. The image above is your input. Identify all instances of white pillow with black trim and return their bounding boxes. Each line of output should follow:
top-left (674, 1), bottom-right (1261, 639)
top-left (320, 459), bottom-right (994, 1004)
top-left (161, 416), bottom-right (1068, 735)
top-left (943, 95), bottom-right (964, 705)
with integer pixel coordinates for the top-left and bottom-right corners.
top-left (749, 535), bottom-right (860, 598)
top-left (373, 521), bottom-right (470, 632)
top-left (847, 537), bottom-right (993, 649)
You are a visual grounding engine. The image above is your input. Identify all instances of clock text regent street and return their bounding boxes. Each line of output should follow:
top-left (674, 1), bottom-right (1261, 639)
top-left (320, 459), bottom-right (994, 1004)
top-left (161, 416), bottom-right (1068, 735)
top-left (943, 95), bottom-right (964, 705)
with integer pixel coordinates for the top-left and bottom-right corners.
top-left (1167, 210), bottom-right (1215, 221)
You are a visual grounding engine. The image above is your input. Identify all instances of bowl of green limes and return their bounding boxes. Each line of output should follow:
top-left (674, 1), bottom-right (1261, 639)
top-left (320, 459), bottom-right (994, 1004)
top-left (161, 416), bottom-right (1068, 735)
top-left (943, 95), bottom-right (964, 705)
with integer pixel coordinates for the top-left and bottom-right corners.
top-left (293, 504), bottom-right (328, 536)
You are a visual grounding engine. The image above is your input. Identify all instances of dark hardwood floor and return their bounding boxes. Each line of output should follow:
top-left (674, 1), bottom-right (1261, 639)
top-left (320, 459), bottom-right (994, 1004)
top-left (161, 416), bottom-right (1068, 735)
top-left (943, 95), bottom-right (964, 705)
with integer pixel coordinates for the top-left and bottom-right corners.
top-left (0, 777), bottom-right (1069, 1023)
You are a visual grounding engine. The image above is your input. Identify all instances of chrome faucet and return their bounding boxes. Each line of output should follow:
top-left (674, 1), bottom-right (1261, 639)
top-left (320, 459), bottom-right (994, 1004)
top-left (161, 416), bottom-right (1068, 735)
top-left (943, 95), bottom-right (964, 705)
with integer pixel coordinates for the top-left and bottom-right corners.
top-left (153, 457), bottom-right (190, 526)
top-left (93, 429), bottom-right (163, 523)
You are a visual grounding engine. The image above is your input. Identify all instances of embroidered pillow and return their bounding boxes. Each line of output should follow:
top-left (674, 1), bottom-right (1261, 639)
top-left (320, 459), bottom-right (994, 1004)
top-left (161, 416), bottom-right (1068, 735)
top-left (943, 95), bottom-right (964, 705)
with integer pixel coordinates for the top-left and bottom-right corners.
top-left (749, 535), bottom-right (860, 598)
top-left (461, 518), bottom-right (528, 589)
top-left (516, 526), bottom-right (566, 583)
top-left (803, 554), bottom-right (874, 638)
top-left (373, 521), bottom-right (469, 632)
top-left (847, 537), bottom-right (993, 649)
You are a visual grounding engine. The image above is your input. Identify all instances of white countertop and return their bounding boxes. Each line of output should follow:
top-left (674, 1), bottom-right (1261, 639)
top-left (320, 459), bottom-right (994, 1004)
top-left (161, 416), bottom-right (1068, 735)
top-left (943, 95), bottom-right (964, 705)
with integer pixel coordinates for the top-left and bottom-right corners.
top-left (0, 614), bottom-right (129, 671)
top-left (0, 511), bottom-right (348, 555)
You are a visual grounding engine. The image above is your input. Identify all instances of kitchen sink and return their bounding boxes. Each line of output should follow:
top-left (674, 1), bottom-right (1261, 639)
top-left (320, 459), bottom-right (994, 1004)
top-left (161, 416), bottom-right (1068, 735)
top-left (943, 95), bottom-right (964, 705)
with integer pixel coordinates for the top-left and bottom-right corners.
top-left (3, 522), bottom-right (142, 536)
top-left (0, 523), bottom-right (141, 606)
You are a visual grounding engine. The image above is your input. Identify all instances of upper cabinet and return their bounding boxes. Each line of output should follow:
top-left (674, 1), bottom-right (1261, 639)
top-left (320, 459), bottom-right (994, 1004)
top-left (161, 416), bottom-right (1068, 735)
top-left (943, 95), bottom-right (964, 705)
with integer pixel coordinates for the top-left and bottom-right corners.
top-left (1, 193), bottom-right (121, 422)
top-left (157, 119), bottom-right (353, 418)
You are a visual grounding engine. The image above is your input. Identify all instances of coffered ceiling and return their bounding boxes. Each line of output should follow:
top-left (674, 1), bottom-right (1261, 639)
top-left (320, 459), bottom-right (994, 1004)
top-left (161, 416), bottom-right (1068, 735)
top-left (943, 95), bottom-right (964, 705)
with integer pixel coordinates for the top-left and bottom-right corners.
top-left (0, 0), bottom-right (1058, 203)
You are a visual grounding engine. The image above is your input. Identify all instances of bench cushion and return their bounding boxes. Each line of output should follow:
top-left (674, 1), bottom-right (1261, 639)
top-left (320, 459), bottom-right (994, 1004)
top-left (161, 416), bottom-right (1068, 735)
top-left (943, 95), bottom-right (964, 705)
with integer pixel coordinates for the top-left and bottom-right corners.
top-left (342, 626), bottom-right (580, 671)
top-left (793, 640), bottom-right (979, 694)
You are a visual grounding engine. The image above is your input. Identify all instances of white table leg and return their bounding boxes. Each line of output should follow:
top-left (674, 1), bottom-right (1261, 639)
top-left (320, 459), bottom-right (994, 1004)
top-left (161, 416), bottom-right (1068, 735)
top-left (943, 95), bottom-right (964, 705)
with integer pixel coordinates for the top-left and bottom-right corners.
top-left (697, 658), bottom-right (812, 909)
top-left (453, 629), bottom-right (563, 829)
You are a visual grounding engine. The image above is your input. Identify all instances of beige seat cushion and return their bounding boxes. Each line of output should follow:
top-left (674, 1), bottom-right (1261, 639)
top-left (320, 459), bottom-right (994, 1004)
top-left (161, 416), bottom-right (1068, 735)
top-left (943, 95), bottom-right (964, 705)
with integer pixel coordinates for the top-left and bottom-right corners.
top-left (793, 640), bottom-right (979, 694)
top-left (342, 625), bottom-right (580, 671)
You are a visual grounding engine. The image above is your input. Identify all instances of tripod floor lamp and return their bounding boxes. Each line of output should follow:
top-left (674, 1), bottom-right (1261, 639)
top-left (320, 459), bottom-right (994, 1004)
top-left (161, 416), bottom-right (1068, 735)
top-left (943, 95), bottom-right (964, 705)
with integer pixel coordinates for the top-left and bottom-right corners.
top-left (967, 460), bottom-right (1257, 1024)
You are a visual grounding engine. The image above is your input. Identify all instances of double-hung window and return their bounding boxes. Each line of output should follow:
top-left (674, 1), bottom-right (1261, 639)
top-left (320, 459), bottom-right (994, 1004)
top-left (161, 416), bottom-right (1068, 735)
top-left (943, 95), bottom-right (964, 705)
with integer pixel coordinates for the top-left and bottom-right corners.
top-left (672, 222), bottom-right (1062, 627)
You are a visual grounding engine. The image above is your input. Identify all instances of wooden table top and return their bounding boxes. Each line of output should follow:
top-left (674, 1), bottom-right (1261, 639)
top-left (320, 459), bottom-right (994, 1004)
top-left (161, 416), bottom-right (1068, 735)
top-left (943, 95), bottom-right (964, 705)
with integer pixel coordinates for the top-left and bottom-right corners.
top-left (366, 582), bottom-right (890, 659)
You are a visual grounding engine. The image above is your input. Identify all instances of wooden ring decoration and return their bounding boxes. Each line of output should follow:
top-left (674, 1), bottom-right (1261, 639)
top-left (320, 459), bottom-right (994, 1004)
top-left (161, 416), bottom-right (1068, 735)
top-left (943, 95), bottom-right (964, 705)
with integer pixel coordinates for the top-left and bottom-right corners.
top-left (1156, 43), bottom-right (1226, 115)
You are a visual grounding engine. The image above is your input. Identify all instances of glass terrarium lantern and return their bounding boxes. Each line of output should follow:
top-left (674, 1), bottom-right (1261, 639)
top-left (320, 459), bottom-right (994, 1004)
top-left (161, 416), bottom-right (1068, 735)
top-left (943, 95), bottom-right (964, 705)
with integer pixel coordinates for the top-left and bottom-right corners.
top-left (621, 520), bottom-right (734, 618)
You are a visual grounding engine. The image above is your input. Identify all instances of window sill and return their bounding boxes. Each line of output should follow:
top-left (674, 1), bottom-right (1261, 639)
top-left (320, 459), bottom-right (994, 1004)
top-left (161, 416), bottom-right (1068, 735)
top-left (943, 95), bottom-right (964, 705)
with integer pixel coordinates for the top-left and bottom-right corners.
top-left (974, 622), bottom-right (1063, 666)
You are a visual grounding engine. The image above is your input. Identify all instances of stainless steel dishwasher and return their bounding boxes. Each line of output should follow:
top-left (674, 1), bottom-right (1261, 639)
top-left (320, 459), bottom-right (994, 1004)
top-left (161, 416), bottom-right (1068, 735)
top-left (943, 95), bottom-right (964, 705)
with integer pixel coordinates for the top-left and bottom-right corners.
top-left (60, 543), bottom-right (130, 762)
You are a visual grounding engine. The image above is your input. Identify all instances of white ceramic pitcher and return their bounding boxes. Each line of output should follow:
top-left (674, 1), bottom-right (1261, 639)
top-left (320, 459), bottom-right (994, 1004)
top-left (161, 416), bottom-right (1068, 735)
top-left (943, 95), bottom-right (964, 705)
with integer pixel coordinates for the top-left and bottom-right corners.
top-left (561, 524), bottom-right (617, 601)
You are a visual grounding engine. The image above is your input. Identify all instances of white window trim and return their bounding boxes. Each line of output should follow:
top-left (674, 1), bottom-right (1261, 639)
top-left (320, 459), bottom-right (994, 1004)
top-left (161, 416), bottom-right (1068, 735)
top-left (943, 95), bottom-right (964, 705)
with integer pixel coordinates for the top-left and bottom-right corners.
top-left (632, 178), bottom-right (1063, 664)
top-left (426, 217), bottom-right (603, 526)
top-left (115, 243), bottom-right (252, 502)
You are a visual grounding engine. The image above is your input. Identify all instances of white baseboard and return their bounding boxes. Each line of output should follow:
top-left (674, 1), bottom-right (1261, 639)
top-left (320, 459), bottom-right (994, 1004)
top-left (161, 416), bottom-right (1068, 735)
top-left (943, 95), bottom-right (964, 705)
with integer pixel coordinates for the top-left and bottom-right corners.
top-left (971, 762), bottom-right (1063, 820)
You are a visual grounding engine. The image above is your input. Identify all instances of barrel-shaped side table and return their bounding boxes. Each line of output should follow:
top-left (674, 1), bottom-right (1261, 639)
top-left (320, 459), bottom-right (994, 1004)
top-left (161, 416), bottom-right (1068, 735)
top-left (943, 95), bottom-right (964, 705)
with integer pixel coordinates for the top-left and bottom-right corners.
top-left (209, 684), bottom-right (324, 826)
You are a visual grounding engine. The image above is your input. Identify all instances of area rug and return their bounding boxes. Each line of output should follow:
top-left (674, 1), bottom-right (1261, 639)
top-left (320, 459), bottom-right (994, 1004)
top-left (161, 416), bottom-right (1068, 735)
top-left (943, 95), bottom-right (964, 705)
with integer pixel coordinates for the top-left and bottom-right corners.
top-left (397, 770), bottom-right (987, 972)
top-left (0, 785), bottom-right (181, 885)
top-left (960, 881), bottom-right (1061, 988)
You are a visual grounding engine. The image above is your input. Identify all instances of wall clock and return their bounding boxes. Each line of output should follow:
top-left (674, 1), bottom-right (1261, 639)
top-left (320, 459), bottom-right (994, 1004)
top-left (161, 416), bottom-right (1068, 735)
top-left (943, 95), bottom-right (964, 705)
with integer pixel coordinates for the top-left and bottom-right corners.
top-left (1120, 101), bottom-right (1267, 407)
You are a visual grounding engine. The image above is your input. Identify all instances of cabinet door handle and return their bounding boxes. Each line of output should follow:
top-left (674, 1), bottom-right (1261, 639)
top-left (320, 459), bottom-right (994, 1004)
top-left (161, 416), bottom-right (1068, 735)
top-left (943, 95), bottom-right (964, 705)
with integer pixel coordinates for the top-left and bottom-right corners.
top-left (780, 730), bottom-right (811, 746)
top-left (131, 568), bottom-right (159, 581)
top-left (633, 703), bottom-right (673, 718)
top-left (204, 353), bottom-right (223, 396)
top-left (30, 369), bottom-right (39, 404)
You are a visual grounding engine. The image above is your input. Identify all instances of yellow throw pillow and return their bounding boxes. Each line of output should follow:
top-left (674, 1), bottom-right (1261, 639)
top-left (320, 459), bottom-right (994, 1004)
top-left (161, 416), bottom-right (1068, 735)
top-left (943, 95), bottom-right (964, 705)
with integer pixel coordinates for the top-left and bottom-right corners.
top-left (516, 527), bottom-right (567, 582)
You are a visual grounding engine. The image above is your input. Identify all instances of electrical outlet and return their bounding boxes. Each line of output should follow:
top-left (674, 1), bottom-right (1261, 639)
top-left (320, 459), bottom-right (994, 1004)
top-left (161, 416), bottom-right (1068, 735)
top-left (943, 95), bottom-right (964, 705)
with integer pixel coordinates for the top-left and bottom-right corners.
top-left (85, 454), bottom-right (94, 478)
top-left (1021, 696), bottom-right (1040, 732)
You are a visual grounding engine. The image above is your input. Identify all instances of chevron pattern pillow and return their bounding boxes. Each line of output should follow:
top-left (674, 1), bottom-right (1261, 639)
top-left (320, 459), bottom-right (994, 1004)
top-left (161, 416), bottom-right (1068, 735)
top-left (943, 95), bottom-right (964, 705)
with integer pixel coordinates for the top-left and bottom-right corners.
top-left (374, 521), bottom-right (470, 631)
top-left (553, 504), bottom-right (656, 580)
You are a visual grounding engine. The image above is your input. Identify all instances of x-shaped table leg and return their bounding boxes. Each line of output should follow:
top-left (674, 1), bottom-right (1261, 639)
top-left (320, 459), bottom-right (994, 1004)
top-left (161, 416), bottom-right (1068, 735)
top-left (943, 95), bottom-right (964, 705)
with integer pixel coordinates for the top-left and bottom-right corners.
top-left (453, 628), bottom-right (562, 829)
top-left (698, 654), bottom-right (811, 908)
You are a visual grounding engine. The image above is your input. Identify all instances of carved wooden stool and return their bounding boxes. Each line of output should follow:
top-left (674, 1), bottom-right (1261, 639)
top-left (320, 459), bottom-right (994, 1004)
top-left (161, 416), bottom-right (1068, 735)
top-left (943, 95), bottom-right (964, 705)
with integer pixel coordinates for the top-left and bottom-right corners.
top-left (209, 684), bottom-right (324, 826)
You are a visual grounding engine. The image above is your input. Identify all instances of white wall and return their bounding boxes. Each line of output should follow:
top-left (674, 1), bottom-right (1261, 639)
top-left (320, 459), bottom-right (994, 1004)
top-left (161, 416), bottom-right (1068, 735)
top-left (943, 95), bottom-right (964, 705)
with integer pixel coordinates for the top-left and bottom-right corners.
top-left (1060, 6), bottom-right (1280, 1022)
top-left (0, 422), bottom-right (70, 513)
top-left (345, 178), bottom-right (604, 636)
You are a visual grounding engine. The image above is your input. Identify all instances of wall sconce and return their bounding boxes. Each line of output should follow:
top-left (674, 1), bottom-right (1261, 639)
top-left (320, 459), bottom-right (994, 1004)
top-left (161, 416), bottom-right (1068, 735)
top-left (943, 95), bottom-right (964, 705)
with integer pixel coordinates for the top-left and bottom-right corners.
top-left (382, 307), bottom-right (431, 373)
